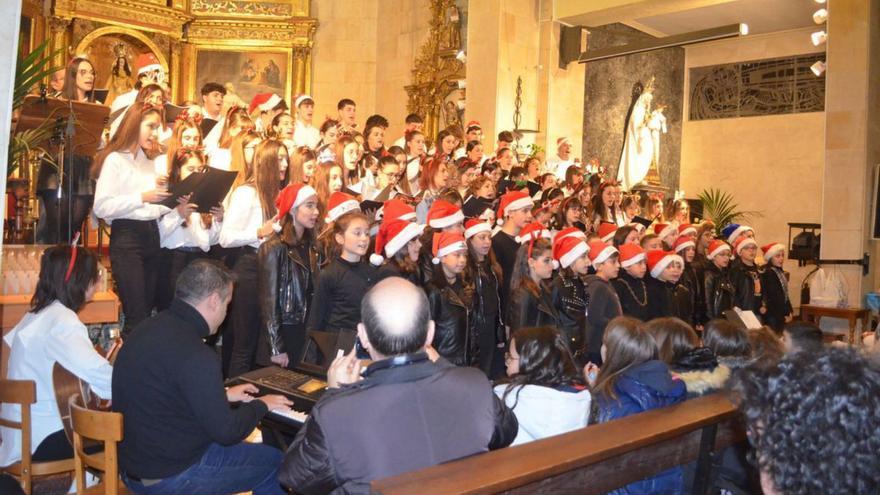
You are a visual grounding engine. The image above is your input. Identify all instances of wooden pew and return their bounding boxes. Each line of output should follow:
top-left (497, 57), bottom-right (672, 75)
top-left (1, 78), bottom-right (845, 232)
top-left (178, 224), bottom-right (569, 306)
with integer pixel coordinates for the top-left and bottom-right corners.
top-left (371, 393), bottom-right (745, 495)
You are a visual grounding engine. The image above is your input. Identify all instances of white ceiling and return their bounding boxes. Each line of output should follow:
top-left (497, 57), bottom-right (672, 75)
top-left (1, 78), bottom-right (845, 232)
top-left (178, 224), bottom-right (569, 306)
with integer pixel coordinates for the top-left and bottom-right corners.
top-left (625, 0), bottom-right (821, 37)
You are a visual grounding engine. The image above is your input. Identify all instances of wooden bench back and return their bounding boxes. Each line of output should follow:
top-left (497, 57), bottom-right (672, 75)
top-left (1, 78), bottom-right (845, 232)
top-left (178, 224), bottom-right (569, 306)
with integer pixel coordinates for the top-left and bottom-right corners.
top-left (372, 393), bottom-right (745, 495)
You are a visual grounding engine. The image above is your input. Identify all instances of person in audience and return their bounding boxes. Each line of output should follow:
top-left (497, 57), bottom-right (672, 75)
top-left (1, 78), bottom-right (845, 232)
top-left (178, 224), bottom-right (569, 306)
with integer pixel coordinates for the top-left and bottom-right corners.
top-left (424, 232), bottom-right (476, 365)
top-left (279, 277), bottom-right (518, 493)
top-left (760, 243), bottom-right (793, 331)
top-left (114, 259), bottom-right (290, 495)
top-left (613, 244), bottom-right (650, 322)
top-left (551, 236), bottom-right (590, 360)
top-left (507, 237), bottom-right (560, 333)
top-left (703, 240), bottom-right (736, 321)
top-left (496, 326), bottom-right (590, 445)
top-left (464, 219), bottom-right (505, 377)
top-left (781, 320), bottom-right (823, 354)
top-left (584, 242), bottom-right (622, 365)
top-left (702, 319), bottom-right (751, 373)
top-left (729, 347), bottom-right (880, 495)
top-left (647, 317), bottom-right (727, 398)
top-left (591, 316), bottom-right (686, 495)
top-left (0, 246), bottom-right (112, 468)
top-left (747, 326), bottom-right (784, 367)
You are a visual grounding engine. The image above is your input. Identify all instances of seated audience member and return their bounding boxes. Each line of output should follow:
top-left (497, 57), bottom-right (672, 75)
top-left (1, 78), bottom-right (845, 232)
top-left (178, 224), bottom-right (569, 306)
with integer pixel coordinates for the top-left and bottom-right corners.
top-left (591, 316), bottom-right (686, 494)
top-left (280, 277), bottom-right (518, 493)
top-left (781, 320), bottom-right (823, 354)
top-left (495, 327), bottom-right (590, 446)
top-left (647, 317), bottom-right (728, 398)
top-left (113, 260), bottom-right (291, 495)
top-left (747, 326), bottom-right (784, 368)
top-left (702, 319), bottom-right (752, 373)
top-left (0, 246), bottom-right (112, 468)
top-left (730, 348), bottom-right (880, 495)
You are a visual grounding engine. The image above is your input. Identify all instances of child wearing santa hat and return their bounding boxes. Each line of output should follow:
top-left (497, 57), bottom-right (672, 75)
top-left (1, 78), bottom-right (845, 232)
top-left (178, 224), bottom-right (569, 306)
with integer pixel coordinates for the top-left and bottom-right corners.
top-left (612, 244), bottom-right (650, 322)
top-left (760, 243), bottom-right (793, 331)
top-left (372, 218), bottom-right (425, 286)
top-left (465, 219), bottom-right (505, 377)
top-left (703, 240), bottom-right (736, 320)
top-left (644, 250), bottom-right (684, 320)
top-left (611, 225), bottom-right (641, 249)
top-left (249, 92), bottom-right (288, 136)
top-left (674, 236), bottom-right (701, 327)
top-left (492, 190), bottom-right (534, 307)
top-left (424, 232), bottom-right (476, 366)
top-left (730, 236), bottom-right (765, 318)
top-left (316, 192), bottom-right (361, 262)
top-left (653, 223), bottom-right (678, 251)
top-left (583, 242), bottom-right (622, 365)
top-left (257, 183), bottom-right (320, 368)
top-left (550, 236), bottom-right (591, 362)
top-left (417, 199), bottom-right (465, 284)
top-left (507, 235), bottom-right (561, 334)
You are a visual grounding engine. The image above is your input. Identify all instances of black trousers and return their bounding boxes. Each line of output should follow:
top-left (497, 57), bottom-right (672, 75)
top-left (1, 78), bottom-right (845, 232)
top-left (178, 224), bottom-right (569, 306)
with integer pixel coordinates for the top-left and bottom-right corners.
top-left (155, 247), bottom-right (209, 312)
top-left (281, 323), bottom-right (307, 369)
top-left (109, 219), bottom-right (161, 336)
top-left (227, 250), bottom-right (266, 377)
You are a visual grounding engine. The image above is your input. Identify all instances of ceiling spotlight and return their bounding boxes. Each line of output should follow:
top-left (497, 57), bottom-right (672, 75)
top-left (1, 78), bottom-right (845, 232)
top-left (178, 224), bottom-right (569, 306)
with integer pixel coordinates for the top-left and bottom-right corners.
top-left (813, 8), bottom-right (828, 24)
top-left (811, 30), bottom-right (827, 46)
top-left (456, 50), bottom-right (466, 63)
top-left (739, 23), bottom-right (749, 35)
top-left (811, 60), bottom-right (826, 76)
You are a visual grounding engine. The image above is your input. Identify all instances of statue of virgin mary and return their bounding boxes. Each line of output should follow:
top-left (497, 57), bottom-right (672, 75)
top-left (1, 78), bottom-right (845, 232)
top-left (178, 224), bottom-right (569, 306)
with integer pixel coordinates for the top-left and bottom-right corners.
top-left (617, 78), bottom-right (656, 190)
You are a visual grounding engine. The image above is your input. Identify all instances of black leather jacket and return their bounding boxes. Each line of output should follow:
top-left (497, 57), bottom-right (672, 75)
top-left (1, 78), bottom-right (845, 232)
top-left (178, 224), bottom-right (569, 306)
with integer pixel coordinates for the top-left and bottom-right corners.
top-left (551, 274), bottom-right (587, 355)
top-left (730, 258), bottom-right (764, 315)
top-left (472, 260), bottom-right (505, 346)
top-left (507, 284), bottom-right (561, 333)
top-left (703, 263), bottom-right (735, 320)
top-left (426, 280), bottom-right (477, 366)
top-left (258, 234), bottom-right (320, 356)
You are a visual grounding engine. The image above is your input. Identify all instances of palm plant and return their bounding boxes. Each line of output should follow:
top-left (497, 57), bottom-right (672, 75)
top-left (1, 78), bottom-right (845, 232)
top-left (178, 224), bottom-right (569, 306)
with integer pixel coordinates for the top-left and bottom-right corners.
top-left (8, 39), bottom-right (62, 177)
top-left (697, 188), bottom-right (762, 235)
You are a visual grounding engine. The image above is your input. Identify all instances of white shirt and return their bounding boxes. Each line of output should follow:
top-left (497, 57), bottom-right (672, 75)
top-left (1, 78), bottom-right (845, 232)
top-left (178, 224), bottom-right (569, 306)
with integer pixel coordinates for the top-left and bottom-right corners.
top-left (207, 148), bottom-right (232, 171)
top-left (203, 117), bottom-right (225, 151)
top-left (108, 89), bottom-right (137, 139)
top-left (0, 301), bottom-right (113, 467)
top-left (93, 149), bottom-right (171, 223)
top-left (293, 121), bottom-right (321, 149)
top-left (547, 154), bottom-right (575, 180)
top-left (392, 136), bottom-right (406, 149)
top-left (159, 209), bottom-right (222, 252)
top-left (493, 384), bottom-right (591, 446)
top-left (219, 184), bottom-right (264, 250)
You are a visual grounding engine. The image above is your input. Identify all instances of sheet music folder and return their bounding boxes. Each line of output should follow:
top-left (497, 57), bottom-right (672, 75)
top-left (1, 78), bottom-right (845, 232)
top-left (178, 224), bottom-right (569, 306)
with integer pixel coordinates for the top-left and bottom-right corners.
top-left (155, 167), bottom-right (238, 213)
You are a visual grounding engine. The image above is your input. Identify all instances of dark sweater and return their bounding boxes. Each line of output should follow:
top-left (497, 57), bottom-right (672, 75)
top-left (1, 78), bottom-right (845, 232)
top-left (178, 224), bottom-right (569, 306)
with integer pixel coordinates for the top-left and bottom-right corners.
top-left (112, 299), bottom-right (268, 479)
top-left (584, 275), bottom-right (622, 353)
top-left (612, 271), bottom-right (650, 321)
top-left (645, 276), bottom-right (675, 320)
top-left (491, 230), bottom-right (520, 308)
top-left (307, 257), bottom-right (377, 333)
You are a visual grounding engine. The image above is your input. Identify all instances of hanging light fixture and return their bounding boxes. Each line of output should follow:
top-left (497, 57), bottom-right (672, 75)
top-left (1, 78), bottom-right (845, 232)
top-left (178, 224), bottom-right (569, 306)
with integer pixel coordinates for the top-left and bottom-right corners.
top-left (813, 8), bottom-right (828, 24)
top-left (814, 0), bottom-right (826, 4)
top-left (811, 30), bottom-right (827, 46)
top-left (811, 60), bottom-right (826, 76)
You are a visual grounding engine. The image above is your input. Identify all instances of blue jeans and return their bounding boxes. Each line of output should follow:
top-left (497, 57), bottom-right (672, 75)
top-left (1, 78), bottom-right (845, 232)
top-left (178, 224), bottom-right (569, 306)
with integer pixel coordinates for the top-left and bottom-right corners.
top-left (122, 442), bottom-right (285, 495)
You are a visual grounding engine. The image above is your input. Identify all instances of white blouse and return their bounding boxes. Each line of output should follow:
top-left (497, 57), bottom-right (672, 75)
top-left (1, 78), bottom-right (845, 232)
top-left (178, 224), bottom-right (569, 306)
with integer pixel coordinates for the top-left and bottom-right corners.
top-left (93, 149), bottom-right (170, 223)
top-left (293, 122), bottom-right (321, 149)
top-left (219, 184), bottom-right (264, 250)
top-left (0, 301), bottom-right (113, 467)
top-left (159, 209), bottom-right (222, 252)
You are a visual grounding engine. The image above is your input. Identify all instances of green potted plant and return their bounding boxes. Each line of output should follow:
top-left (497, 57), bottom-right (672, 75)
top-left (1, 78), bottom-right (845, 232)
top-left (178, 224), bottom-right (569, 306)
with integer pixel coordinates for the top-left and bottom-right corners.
top-left (697, 188), bottom-right (762, 235)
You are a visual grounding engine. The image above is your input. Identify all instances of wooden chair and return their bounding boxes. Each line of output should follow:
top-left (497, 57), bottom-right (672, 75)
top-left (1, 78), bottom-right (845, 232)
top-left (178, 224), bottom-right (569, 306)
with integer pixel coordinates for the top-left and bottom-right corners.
top-left (0, 379), bottom-right (75, 494)
top-left (68, 394), bottom-right (128, 495)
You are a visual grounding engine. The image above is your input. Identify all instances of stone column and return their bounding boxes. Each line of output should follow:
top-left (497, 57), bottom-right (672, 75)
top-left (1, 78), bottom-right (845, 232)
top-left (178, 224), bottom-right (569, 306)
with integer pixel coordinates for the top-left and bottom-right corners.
top-left (47, 16), bottom-right (72, 68)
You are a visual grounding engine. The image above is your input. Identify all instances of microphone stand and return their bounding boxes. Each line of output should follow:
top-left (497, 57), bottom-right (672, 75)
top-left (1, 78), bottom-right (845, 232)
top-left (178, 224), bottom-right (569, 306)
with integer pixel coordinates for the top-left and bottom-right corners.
top-left (65, 98), bottom-right (76, 244)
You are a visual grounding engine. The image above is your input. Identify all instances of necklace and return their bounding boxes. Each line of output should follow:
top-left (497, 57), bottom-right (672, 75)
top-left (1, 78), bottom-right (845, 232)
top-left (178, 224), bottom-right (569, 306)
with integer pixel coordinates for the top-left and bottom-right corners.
top-left (619, 277), bottom-right (647, 306)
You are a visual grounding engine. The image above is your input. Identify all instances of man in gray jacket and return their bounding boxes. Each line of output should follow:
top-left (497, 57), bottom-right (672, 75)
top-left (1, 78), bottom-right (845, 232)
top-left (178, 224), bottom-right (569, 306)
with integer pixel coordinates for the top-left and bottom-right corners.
top-left (279, 277), bottom-right (518, 494)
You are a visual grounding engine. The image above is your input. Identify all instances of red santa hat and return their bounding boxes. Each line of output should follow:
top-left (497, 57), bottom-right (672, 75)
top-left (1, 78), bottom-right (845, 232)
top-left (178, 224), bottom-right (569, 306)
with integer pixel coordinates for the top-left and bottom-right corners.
top-left (647, 250), bottom-right (684, 279)
top-left (761, 242), bottom-right (785, 261)
top-left (653, 223), bottom-right (677, 241)
top-left (294, 94), bottom-right (314, 108)
top-left (496, 190), bottom-right (533, 225)
top-left (432, 232), bottom-right (467, 264)
top-left (587, 241), bottom-right (618, 265)
top-left (376, 198), bottom-right (416, 223)
top-left (706, 240), bottom-right (731, 260)
top-left (618, 244), bottom-right (646, 268)
top-left (734, 236), bottom-right (758, 255)
top-left (325, 192), bottom-right (360, 223)
top-left (466, 120), bottom-right (481, 130)
top-left (556, 136), bottom-right (571, 148)
top-left (249, 93), bottom-right (283, 114)
top-left (677, 223), bottom-right (697, 237)
top-left (272, 183), bottom-right (317, 232)
top-left (555, 226), bottom-right (587, 243)
top-left (516, 222), bottom-right (552, 244)
top-left (427, 200), bottom-right (464, 229)
top-left (597, 222), bottom-right (618, 243)
top-left (370, 219), bottom-right (425, 266)
top-left (464, 219), bottom-right (492, 240)
top-left (135, 53), bottom-right (162, 75)
top-left (673, 236), bottom-right (696, 254)
top-left (553, 236), bottom-right (589, 270)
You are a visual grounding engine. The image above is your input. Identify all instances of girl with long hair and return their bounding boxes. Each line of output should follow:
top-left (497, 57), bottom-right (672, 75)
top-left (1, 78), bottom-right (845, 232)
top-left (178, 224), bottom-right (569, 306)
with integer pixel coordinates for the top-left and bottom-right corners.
top-left (93, 103), bottom-right (177, 335)
top-left (335, 134), bottom-right (362, 189)
top-left (288, 146), bottom-right (317, 185)
top-left (552, 196), bottom-right (585, 232)
top-left (424, 232), bottom-right (476, 366)
top-left (206, 106), bottom-right (255, 170)
top-left (220, 139), bottom-right (286, 376)
top-left (155, 116), bottom-right (202, 178)
top-left (228, 130), bottom-right (262, 192)
top-left (464, 219), bottom-right (504, 377)
top-left (258, 183), bottom-right (320, 368)
top-left (317, 118), bottom-right (340, 152)
top-left (590, 181), bottom-right (619, 230)
top-left (404, 130), bottom-right (427, 195)
top-left (312, 161), bottom-right (344, 215)
top-left (415, 154), bottom-right (450, 223)
top-left (61, 56), bottom-right (96, 102)
top-left (507, 237), bottom-right (560, 332)
top-left (495, 326), bottom-right (590, 446)
top-left (372, 218), bottom-right (424, 285)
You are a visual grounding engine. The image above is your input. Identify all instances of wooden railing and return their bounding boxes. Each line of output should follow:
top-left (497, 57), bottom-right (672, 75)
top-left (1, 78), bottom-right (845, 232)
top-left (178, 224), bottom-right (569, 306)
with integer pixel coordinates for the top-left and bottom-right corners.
top-left (371, 393), bottom-right (745, 495)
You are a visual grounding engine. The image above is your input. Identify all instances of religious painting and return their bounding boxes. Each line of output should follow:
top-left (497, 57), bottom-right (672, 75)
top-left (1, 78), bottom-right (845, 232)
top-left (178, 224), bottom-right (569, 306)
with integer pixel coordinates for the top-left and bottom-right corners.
top-left (441, 88), bottom-right (465, 130)
top-left (193, 47), bottom-right (292, 111)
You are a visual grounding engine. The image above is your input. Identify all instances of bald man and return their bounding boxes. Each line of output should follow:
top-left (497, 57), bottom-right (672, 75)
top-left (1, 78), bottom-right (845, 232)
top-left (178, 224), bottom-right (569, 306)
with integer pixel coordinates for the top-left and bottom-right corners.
top-left (279, 277), bottom-right (518, 494)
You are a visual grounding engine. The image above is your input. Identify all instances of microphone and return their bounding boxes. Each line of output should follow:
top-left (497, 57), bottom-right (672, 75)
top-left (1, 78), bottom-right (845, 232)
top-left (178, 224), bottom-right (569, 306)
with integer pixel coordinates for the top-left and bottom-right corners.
top-left (65, 100), bottom-right (76, 137)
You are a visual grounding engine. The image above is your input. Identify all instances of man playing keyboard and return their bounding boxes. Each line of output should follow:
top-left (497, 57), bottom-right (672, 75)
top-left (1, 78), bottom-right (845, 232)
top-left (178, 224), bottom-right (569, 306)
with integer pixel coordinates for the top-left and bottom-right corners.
top-left (279, 276), bottom-right (519, 493)
top-left (112, 259), bottom-right (292, 495)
